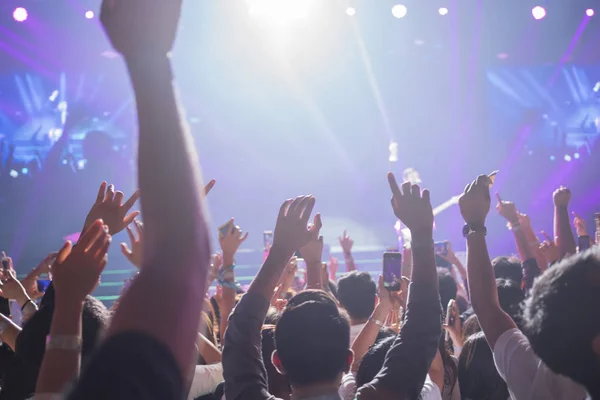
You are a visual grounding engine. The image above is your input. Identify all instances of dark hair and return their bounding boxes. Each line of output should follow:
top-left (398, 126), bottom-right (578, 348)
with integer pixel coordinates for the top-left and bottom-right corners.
top-left (0, 295), bottom-right (109, 399)
top-left (458, 331), bottom-right (509, 400)
top-left (274, 295), bottom-right (350, 386)
top-left (522, 249), bottom-right (600, 397)
top-left (437, 268), bottom-right (457, 313)
top-left (356, 335), bottom-right (395, 388)
top-left (462, 314), bottom-right (482, 341)
top-left (496, 278), bottom-right (524, 326)
top-left (337, 271), bottom-right (376, 321)
top-left (492, 256), bottom-right (523, 285)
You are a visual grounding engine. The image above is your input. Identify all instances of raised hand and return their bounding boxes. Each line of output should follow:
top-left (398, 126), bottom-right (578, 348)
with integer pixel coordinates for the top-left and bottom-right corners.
top-left (539, 231), bottom-right (560, 264)
top-left (299, 214), bottom-right (324, 265)
top-left (338, 230), bottom-right (354, 255)
top-left (204, 179), bottom-right (216, 196)
top-left (553, 186), bottom-right (571, 207)
top-left (208, 253), bottom-right (223, 284)
top-left (83, 182), bottom-right (140, 235)
top-left (121, 220), bottom-right (143, 268)
top-left (328, 256), bottom-right (339, 281)
top-left (0, 269), bottom-right (28, 301)
top-left (387, 172), bottom-right (433, 234)
top-left (219, 219), bottom-right (249, 260)
top-left (20, 252), bottom-right (57, 300)
top-left (272, 196), bottom-right (316, 255)
top-left (495, 193), bottom-right (519, 224)
top-left (100, 0), bottom-right (182, 57)
top-left (572, 212), bottom-right (588, 237)
top-left (52, 219), bottom-right (111, 303)
top-left (443, 299), bottom-right (463, 347)
top-left (459, 175), bottom-right (492, 227)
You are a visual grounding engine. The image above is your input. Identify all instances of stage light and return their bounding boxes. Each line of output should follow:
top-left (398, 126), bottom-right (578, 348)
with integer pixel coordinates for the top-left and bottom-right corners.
top-left (9, 170), bottom-right (18, 178)
top-left (346, 7), bottom-right (356, 16)
top-left (13, 7), bottom-right (28, 22)
top-left (574, 152), bottom-right (580, 159)
top-left (550, 155), bottom-right (556, 161)
top-left (21, 168), bottom-right (28, 175)
top-left (391, 5), bottom-right (407, 18)
top-left (532, 6), bottom-right (546, 20)
top-left (85, 10), bottom-right (94, 19)
top-left (246, 0), bottom-right (315, 24)
top-left (564, 154), bottom-right (572, 162)
top-left (439, 7), bottom-right (448, 16)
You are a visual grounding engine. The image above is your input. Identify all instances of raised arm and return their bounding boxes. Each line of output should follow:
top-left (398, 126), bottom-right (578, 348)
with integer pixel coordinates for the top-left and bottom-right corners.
top-left (461, 176), bottom-right (516, 348)
top-left (357, 173), bottom-right (440, 400)
top-left (98, 0), bottom-right (211, 380)
top-left (0, 313), bottom-right (21, 350)
top-left (339, 230), bottom-right (357, 272)
top-left (223, 196), bottom-right (316, 400)
top-left (36, 220), bottom-right (110, 394)
top-left (553, 187), bottom-right (576, 258)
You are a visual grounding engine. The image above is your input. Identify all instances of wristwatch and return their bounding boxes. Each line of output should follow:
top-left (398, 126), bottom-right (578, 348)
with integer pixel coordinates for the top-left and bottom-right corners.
top-left (463, 224), bottom-right (487, 238)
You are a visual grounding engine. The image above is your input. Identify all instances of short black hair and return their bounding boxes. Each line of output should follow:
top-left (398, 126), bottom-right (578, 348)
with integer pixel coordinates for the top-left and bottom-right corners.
top-left (492, 256), bottom-right (523, 285)
top-left (337, 271), bottom-right (376, 321)
top-left (437, 268), bottom-right (457, 312)
top-left (496, 278), bottom-right (524, 325)
top-left (0, 295), bottom-right (109, 399)
top-left (356, 335), bottom-right (394, 388)
top-left (275, 294), bottom-right (350, 387)
top-left (458, 331), bottom-right (509, 400)
top-left (522, 249), bottom-right (600, 397)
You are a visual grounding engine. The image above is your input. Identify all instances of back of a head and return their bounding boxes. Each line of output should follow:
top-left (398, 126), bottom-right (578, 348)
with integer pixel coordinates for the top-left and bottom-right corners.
top-left (462, 314), bottom-right (482, 341)
top-left (522, 249), bottom-right (600, 396)
top-left (275, 297), bottom-right (350, 387)
top-left (437, 268), bottom-right (457, 312)
top-left (496, 278), bottom-right (524, 324)
top-left (1, 295), bottom-right (109, 399)
top-left (337, 271), bottom-right (376, 321)
top-left (261, 327), bottom-right (291, 398)
top-left (492, 256), bottom-right (523, 284)
top-left (458, 332), bottom-right (509, 400)
top-left (356, 335), bottom-right (395, 387)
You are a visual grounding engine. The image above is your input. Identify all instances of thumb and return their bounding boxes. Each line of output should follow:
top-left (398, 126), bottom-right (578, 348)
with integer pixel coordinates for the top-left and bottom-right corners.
top-left (56, 241), bottom-right (73, 264)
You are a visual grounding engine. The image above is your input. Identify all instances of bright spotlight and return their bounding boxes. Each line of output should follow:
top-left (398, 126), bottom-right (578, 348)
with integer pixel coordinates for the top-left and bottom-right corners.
top-left (532, 6), bottom-right (546, 20)
top-left (564, 154), bottom-right (572, 162)
top-left (13, 7), bottom-right (28, 22)
top-left (574, 152), bottom-right (580, 159)
top-left (586, 9), bottom-right (595, 17)
top-left (439, 7), bottom-right (449, 16)
top-left (246, 0), bottom-right (315, 24)
top-left (391, 4), bottom-right (407, 19)
top-left (346, 7), bottom-right (356, 16)
top-left (549, 155), bottom-right (556, 161)
top-left (85, 10), bottom-right (94, 19)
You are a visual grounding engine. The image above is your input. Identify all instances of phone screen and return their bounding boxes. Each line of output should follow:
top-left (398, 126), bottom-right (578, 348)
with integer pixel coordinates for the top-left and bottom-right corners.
top-left (263, 231), bottom-right (274, 248)
top-left (37, 279), bottom-right (51, 293)
top-left (218, 221), bottom-right (233, 238)
top-left (434, 242), bottom-right (448, 255)
top-left (383, 252), bottom-right (402, 291)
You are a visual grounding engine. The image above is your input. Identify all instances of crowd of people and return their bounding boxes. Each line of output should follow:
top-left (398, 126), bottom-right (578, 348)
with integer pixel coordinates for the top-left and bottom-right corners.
top-left (0, 1), bottom-right (598, 399)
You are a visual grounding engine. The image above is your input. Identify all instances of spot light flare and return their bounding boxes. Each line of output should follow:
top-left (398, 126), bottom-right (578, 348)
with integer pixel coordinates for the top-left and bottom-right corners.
top-left (439, 7), bottom-right (448, 16)
top-left (532, 6), bottom-right (546, 20)
top-left (13, 7), bottom-right (28, 22)
top-left (586, 9), bottom-right (595, 17)
top-left (391, 4), bottom-right (407, 19)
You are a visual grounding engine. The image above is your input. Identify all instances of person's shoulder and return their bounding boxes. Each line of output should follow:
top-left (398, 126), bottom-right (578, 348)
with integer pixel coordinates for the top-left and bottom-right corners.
top-left (493, 327), bottom-right (528, 357)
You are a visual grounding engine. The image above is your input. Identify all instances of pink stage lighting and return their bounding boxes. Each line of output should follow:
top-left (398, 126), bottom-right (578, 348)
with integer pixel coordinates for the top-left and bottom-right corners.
top-left (586, 9), bottom-right (594, 17)
top-left (13, 7), bottom-right (28, 22)
top-left (532, 6), bottom-right (546, 20)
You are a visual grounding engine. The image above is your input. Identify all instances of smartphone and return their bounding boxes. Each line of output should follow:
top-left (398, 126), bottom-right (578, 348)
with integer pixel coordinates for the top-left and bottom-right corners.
top-left (37, 279), bottom-right (51, 293)
top-left (434, 241), bottom-right (448, 256)
top-left (218, 220), bottom-right (234, 239)
top-left (1, 259), bottom-right (9, 270)
top-left (579, 235), bottom-right (591, 251)
top-left (383, 252), bottom-right (402, 291)
top-left (263, 231), bottom-right (274, 248)
top-left (488, 170), bottom-right (499, 187)
top-left (445, 299), bottom-right (456, 326)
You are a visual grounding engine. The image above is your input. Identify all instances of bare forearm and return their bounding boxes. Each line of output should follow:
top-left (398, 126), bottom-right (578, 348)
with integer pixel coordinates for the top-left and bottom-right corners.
top-left (410, 232), bottom-right (437, 289)
top-left (306, 262), bottom-right (322, 290)
top-left (197, 333), bottom-right (222, 364)
top-left (555, 206), bottom-right (576, 257)
top-left (512, 229), bottom-right (535, 261)
top-left (36, 300), bottom-right (83, 393)
top-left (344, 253), bottom-right (357, 272)
top-left (351, 304), bottom-right (389, 372)
top-left (0, 314), bottom-right (21, 350)
top-left (466, 234), bottom-right (497, 312)
top-left (249, 245), bottom-right (294, 300)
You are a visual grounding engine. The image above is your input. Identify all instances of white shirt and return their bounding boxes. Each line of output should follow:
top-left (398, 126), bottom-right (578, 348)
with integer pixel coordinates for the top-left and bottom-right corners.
top-left (493, 328), bottom-right (587, 400)
top-left (188, 363), bottom-right (224, 400)
top-left (338, 373), bottom-right (441, 400)
top-left (350, 323), bottom-right (366, 344)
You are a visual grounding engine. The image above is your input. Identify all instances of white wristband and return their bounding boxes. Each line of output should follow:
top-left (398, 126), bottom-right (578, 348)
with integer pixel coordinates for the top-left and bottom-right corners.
top-left (46, 335), bottom-right (82, 352)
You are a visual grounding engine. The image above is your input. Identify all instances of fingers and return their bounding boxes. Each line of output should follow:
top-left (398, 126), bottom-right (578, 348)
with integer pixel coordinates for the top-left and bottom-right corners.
top-left (122, 189), bottom-right (141, 212)
top-left (104, 184), bottom-right (115, 202)
top-left (56, 241), bottom-right (73, 264)
top-left (387, 172), bottom-right (402, 197)
top-left (422, 189), bottom-right (431, 204)
top-left (401, 181), bottom-right (412, 197)
top-left (278, 199), bottom-right (293, 219)
top-left (79, 220), bottom-right (105, 249)
top-left (134, 220), bottom-right (143, 237)
top-left (204, 179), bottom-right (216, 196)
top-left (312, 214), bottom-right (323, 233)
top-left (287, 196), bottom-right (305, 217)
top-left (299, 197), bottom-right (316, 226)
top-left (89, 231), bottom-right (111, 261)
top-left (121, 243), bottom-right (133, 260)
top-left (495, 192), bottom-right (502, 204)
top-left (240, 232), bottom-right (249, 243)
top-left (541, 231), bottom-right (552, 243)
top-left (122, 211), bottom-right (141, 227)
top-left (113, 191), bottom-right (124, 206)
top-left (96, 181), bottom-right (107, 203)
